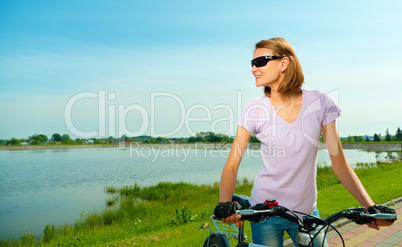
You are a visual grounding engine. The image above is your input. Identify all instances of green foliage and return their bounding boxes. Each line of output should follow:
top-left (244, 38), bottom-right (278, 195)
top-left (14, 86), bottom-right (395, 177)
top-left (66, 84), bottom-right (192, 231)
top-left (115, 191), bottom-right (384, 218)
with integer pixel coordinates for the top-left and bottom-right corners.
top-left (343, 135), bottom-right (364, 142)
top-left (30, 140), bottom-right (41, 145)
top-left (104, 186), bottom-right (118, 194)
top-left (169, 207), bottom-right (199, 225)
top-left (119, 182), bottom-right (199, 201)
top-left (102, 208), bottom-right (118, 225)
top-left (6, 138), bottom-right (21, 145)
top-left (385, 129), bottom-right (392, 141)
top-left (43, 224), bottom-right (56, 243)
top-left (61, 134), bottom-right (71, 144)
top-left (154, 137), bottom-right (168, 143)
top-left (317, 162), bottom-right (402, 218)
top-left (249, 135), bottom-right (261, 143)
top-left (28, 134), bottom-right (48, 143)
top-left (373, 133), bottom-right (381, 142)
top-left (106, 195), bottom-right (118, 207)
top-left (187, 132), bottom-right (232, 143)
top-left (0, 232), bottom-right (36, 246)
top-left (396, 127), bottom-right (402, 141)
top-left (187, 136), bottom-right (196, 143)
top-left (51, 133), bottom-right (62, 142)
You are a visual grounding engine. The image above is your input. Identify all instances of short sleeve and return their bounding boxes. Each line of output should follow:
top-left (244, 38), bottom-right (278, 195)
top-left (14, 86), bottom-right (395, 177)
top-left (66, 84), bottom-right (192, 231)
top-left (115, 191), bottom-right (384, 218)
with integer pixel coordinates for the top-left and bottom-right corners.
top-left (238, 98), bottom-right (270, 134)
top-left (321, 92), bottom-right (341, 126)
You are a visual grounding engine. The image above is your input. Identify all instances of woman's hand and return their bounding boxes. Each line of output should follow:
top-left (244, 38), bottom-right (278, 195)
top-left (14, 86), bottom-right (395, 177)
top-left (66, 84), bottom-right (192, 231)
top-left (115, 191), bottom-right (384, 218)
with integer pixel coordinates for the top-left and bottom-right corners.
top-left (367, 219), bottom-right (394, 230)
top-left (214, 201), bottom-right (244, 226)
top-left (366, 205), bottom-right (397, 230)
top-left (221, 214), bottom-right (244, 227)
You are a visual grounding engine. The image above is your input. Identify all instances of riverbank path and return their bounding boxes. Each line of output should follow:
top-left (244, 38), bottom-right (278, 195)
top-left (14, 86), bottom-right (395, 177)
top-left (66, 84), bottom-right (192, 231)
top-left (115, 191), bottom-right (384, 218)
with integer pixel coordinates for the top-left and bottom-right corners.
top-left (284, 197), bottom-right (402, 247)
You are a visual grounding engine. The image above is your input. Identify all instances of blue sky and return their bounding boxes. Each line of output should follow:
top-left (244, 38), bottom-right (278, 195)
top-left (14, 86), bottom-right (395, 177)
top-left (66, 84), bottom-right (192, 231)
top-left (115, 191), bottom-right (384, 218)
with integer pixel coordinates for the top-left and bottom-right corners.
top-left (1, 0), bottom-right (401, 139)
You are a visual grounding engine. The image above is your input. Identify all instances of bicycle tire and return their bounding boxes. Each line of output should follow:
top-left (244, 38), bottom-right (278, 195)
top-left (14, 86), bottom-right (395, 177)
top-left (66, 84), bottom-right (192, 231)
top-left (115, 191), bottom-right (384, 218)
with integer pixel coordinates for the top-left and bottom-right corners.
top-left (203, 232), bottom-right (230, 247)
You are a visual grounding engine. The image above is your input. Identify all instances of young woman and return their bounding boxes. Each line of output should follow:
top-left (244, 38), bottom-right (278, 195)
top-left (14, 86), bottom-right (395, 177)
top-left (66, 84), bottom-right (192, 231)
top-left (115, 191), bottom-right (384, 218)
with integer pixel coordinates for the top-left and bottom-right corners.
top-left (214, 37), bottom-right (395, 246)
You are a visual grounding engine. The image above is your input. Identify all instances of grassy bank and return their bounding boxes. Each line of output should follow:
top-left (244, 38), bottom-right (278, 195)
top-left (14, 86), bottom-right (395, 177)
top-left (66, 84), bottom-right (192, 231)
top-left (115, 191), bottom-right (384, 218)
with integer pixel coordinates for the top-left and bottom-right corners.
top-left (1, 162), bottom-right (401, 247)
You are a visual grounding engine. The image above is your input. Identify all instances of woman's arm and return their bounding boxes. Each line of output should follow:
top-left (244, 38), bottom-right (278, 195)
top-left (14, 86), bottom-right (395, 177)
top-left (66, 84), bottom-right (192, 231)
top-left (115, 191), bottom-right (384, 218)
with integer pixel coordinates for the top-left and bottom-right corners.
top-left (219, 125), bottom-right (251, 225)
top-left (219, 125), bottom-right (252, 201)
top-left (322, 121), bottom-right (393, 229)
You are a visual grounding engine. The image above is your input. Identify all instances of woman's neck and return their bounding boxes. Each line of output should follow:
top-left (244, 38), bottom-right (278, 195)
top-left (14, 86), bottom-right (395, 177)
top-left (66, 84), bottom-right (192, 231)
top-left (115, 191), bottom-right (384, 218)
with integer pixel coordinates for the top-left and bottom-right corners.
top-left (269, 89), bottom-right (301, 107)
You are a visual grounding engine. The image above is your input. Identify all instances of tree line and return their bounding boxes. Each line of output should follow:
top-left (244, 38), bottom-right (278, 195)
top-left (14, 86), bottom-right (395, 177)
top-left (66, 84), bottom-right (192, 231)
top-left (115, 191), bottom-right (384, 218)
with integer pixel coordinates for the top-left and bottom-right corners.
top-left (1, 127), bottom-right (401, 146)
top-left (0, 132), bottom-right (236, 145)
top-left (340, 127), bottom-right (402, 143)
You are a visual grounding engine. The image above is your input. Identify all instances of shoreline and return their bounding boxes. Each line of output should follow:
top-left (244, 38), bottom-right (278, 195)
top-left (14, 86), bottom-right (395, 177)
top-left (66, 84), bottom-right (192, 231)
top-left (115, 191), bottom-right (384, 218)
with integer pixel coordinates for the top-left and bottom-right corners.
top-left (1, 142), bottom-right (401, 151)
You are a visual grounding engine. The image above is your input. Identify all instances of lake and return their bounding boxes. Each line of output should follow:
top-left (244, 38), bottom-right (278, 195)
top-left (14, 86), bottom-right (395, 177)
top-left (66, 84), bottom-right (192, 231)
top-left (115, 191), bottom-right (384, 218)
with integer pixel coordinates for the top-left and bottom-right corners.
top-left (0, 146), bottom-right (396, 239)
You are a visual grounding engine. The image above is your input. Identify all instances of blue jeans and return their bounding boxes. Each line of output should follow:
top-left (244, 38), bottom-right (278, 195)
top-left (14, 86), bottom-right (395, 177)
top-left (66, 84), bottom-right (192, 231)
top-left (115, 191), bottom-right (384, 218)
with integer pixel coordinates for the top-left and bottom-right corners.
top-left (250, 207), bottom-right (329, 247)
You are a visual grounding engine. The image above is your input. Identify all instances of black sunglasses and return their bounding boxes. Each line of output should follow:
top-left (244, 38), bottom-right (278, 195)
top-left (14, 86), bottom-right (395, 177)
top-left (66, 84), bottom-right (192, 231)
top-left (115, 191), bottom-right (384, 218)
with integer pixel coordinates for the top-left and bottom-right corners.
top-left (251, 56), bottom-right (284, 67)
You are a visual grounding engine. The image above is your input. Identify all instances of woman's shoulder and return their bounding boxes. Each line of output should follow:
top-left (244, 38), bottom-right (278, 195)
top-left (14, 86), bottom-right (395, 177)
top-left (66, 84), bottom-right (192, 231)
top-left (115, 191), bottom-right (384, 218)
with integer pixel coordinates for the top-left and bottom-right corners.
top-left (244, 95), bottom-right (268, 106)
top-left (302, 88), bottom-right (322, 96)
top-left (302, 89), bottom-right (339, 111)
top-left (302, 89), bottom-right (331, 101)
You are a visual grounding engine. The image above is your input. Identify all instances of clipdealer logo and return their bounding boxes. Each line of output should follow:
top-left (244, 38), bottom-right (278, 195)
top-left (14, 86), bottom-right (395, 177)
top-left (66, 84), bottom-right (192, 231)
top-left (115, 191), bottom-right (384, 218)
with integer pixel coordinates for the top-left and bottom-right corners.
top-left (64, 90), bottom-right (243, 139)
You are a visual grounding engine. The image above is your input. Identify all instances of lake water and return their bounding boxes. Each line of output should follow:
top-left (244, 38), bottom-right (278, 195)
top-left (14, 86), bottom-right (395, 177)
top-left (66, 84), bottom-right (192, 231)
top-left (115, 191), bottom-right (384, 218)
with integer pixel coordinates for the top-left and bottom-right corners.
top-left (0, 146), bottom-right (396, 239)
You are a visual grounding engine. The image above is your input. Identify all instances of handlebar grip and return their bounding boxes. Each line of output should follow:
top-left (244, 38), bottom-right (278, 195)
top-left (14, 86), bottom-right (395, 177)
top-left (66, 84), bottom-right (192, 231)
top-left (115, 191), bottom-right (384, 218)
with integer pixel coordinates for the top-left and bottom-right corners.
top-left (235, 209), bottom-right (276, 223)
top-left (364, 213), bottom-right (397, 220)
top-left (236, 210), bottom-right (257, 215)
top-left (236, 209), bottom-right (274, 215)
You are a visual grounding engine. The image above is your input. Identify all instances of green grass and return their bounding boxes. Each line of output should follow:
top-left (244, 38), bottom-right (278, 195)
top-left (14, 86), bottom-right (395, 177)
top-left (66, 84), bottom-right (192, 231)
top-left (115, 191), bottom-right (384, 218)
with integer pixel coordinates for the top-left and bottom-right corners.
top-left (1, 162), bottom-right (401, 247)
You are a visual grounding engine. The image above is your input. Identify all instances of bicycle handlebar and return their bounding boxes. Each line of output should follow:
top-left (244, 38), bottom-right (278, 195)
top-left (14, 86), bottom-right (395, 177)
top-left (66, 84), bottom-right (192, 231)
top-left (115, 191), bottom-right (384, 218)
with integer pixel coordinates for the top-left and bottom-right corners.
top-left (209, 203), bottom-right (396, 247)
top-left (235, 206), bottom-right (397, 226)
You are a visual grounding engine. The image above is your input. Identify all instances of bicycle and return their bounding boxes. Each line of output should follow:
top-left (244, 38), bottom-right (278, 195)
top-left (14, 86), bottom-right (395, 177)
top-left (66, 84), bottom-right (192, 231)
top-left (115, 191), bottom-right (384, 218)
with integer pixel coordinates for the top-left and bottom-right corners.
top-left (203, 194), bottom-right (397, 247)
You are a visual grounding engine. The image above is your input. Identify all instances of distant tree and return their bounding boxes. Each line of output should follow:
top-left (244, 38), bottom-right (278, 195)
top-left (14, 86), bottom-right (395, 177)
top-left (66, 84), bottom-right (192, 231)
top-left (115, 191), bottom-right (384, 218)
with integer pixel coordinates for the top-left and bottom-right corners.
top-left (154, 137), bottom-right (164, 143)
top-left (373, 133), bottom-right (381, 142)
top-left (36, 134), bottom-right (48, 143)
top-left (187, 137), bottom-right (196, 143)
top-left (27, 134), bottom-right (48, 143)
top-left (7, 138), bottom-right (21, 145)
top-left (94, 138), bottom-right (102, 144)
top-left (61, 134), bottom-right (71, 144)
top-left (385, 129), bottom-right (391, 141)
top-left (51, 133), bottom-right (62, 142)
top-left (194, 132), bottom-right (207, 142)
top-left (365, 136), bottom-right (370, 142)
top-left (395, 127), bottom-right (402, 141)
top-left (205, 132), bottom-right (215, 142)
top-left (353, 136), bottom-right (363, 142)
top-left (75, 138), bottom-right (84, 144)
top-left (30, 140), bottom-right (41, 145)
top-left (187, 132), bottom-right (230, 143)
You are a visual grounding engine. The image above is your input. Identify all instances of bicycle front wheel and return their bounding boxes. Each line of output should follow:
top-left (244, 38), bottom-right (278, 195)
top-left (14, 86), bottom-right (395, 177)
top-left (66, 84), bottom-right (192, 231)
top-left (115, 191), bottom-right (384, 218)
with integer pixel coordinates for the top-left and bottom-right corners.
top-left (203, 232), bottom-right (230, 247)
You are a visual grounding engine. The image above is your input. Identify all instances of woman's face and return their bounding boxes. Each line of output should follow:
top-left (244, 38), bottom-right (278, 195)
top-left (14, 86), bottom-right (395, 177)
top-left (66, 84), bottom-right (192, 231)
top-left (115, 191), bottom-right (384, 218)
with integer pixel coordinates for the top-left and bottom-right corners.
top-left (251, 48), bottom-right (283, 89)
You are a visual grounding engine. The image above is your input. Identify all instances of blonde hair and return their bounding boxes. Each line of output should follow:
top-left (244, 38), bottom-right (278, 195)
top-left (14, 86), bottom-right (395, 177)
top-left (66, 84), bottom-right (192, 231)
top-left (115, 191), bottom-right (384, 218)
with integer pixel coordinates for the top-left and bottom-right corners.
top-left (255, 37), bottom-right (304, 97)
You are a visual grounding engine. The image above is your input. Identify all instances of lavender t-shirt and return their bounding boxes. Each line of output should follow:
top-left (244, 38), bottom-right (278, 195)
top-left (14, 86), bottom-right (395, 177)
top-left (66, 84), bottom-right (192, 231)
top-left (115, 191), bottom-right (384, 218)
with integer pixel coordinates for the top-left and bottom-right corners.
top-left (238, 89), bottom-right (341, 214)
